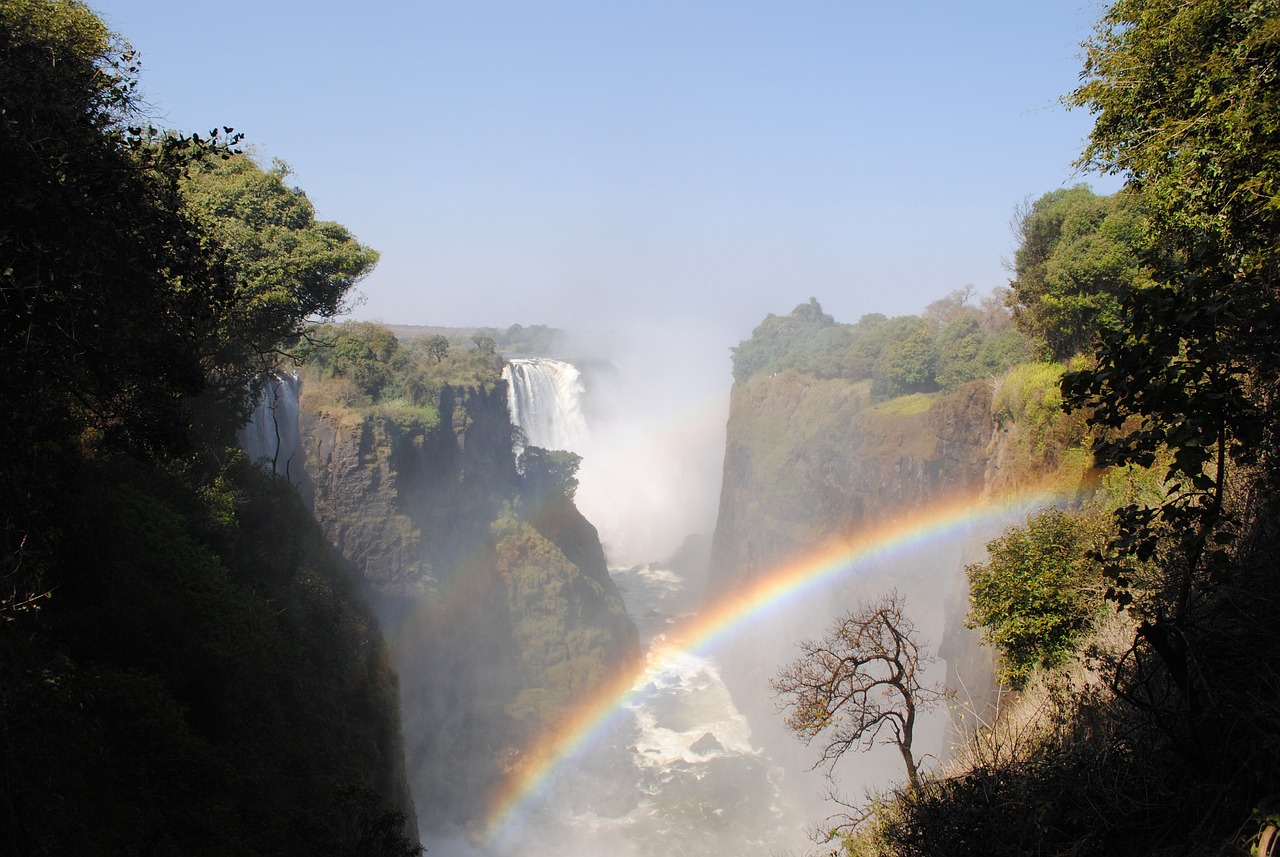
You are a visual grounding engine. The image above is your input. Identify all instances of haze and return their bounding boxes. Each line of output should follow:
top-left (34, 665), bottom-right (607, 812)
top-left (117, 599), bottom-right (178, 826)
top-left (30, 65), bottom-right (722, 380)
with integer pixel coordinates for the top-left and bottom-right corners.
top-left (89, 0), bottom-right (1122, 561)
top-left (92, 1), bottom-right (1118, 335)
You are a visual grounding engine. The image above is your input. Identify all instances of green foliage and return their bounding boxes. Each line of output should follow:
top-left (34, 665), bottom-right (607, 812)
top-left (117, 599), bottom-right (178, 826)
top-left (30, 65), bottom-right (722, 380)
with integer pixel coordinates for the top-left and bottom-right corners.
top-left (935, 315), bottom-right (1034, 393)
top-left (1008, 186), bottom-right (1148, 360)
top-left (4, 457), bottom-right (419, 856)
top-left (0, 4), bottom-right (415, 852)
top-left (298, 320), bottom-right (509, 433)
top-left (966, 508), bottom-right (1106, 689)
top-left (489, 509), bottom-right (625, 729)
top-left (1063, 0), bottom-right (1280, 618)
top-left (732, 294), bottom-right (1031, 400)
top-left (872, 316), bottom-right (938, 398)
top-left (731, 298), bottom-right (850, 382)
top-left (839, 7), bottom-right (1280, 849)
top-left (0, 0), bottom-right (233, 460)
top-left (988, 361), bottom-right (1094, 490)
top-left (181, 154), bottom-right (379, 392)
top-left (871, 392), bottom-right (936, 417)
top-left (423, 334), bottom-right (449, 362)
top-left (519, 446), bottom-right (582, 502)
top-left (845, 512), bottom-right (1280, 856)
top-left (991, 363), bottom-right (1065, 436)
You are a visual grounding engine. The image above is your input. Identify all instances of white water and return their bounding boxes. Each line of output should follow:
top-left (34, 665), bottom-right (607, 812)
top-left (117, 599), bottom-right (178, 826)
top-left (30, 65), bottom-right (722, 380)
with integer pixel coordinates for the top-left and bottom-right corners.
top-left (492, 357), bottom-right (805, 855)
top-left (465, 561), bottom-right (806, 857)
top-left (504, 344), bottom-right (730, 566)
top-left (502, 358), bottom-right (589, 456)
top-left (238, 371), bottom-right (301, 479)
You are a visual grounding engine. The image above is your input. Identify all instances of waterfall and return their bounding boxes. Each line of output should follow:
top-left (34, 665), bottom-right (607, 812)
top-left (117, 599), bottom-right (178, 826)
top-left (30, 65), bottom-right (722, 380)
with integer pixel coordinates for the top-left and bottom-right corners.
top-left (238, 370), bottom-right (301, 478)
top-left (501, 358), bottom-right (588, 454)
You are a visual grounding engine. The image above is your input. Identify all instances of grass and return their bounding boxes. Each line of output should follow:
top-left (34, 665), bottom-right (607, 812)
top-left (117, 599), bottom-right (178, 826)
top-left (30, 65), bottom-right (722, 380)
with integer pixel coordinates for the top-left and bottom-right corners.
top-left (872, 392), bottom-right (938, 417)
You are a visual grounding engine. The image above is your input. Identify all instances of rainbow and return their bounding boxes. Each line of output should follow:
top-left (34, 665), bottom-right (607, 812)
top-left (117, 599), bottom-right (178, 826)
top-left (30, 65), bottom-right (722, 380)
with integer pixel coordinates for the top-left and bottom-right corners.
top-left (481, 484), bottom-right (1068, 841)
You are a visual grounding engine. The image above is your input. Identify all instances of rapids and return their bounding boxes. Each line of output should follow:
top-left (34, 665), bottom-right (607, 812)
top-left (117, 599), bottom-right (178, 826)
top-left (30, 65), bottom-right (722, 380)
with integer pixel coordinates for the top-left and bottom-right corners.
top-left (476, 561), bottom-right (805, 857)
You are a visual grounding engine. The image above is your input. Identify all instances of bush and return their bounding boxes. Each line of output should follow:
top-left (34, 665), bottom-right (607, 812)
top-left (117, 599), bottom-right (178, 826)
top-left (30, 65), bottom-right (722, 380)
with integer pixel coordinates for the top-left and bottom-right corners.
top-left (966, 508), bottom-right (1106, 689)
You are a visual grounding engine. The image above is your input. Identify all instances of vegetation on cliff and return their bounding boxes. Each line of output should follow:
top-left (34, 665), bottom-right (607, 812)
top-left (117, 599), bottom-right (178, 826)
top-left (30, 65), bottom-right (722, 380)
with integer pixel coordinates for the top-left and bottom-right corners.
top-left (730, 293), bottom-right (1030, 398)
top-left (1006, 185), bottom-right (1148, 361)
top-left (294, 319), bottom-right (506, 433)
top-left (291, 318), bottom-right (637, 830)
top-left (1, 3), bottom-right (416, 853)
top-left (815, 2), bottom-right (1280, 854)
top-left (710, 295), bottom-right (1030, 595)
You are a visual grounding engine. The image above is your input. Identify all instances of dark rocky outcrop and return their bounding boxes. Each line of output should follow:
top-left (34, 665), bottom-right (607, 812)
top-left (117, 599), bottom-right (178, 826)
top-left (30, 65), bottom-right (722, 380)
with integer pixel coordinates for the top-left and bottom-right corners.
top-left (296, 381), bottom-right (636, 835)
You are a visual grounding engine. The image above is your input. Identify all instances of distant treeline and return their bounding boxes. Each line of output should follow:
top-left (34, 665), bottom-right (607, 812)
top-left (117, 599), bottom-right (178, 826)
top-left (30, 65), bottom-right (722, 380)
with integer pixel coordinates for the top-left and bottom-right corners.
top-left (732, 183), bottom-right (1146, 401)
top-left (731, 292), bottom-right (1031, 398)
top-left (388, 322), bottom-right (565, 356)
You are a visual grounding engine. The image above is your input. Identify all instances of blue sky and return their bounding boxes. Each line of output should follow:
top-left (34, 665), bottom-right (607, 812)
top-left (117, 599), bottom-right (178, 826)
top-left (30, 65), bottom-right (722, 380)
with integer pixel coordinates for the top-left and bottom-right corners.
top-left (91, 0), bottom-right (1121, 343)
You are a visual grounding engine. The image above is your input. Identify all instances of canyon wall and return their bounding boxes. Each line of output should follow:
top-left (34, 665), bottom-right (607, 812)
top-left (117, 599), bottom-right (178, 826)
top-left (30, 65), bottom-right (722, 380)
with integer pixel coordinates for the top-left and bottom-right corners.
top-left (294, 379), bottom-right (636, 836)
top-left (708, 372), bottom-right (995, 595)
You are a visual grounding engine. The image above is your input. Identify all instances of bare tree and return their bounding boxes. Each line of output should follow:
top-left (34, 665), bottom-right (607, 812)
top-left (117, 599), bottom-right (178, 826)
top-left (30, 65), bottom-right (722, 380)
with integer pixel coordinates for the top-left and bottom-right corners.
top-left (771, 589), bottom-right (950, 790)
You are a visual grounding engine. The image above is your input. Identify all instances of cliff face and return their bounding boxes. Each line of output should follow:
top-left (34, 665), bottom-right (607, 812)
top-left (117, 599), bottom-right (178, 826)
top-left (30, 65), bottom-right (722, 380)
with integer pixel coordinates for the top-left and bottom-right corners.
top-left (705, 369), bottom-right (1007, 782)
top-left (298, 382), bottom-right (636, 834)
top-left (708, 371), bottom-right (995, 593)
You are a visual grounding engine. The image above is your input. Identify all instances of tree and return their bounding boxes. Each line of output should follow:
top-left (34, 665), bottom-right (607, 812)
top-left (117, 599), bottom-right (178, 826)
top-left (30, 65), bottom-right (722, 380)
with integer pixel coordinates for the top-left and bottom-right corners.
top-left (966, 508), bottom-right (1105, 689)
top-left (1062, 0), bottom-right (1280, 626)
top-left (730, 297), bottom-right (847, 382)
top-left (1008, 185), bottom-right (1147, 360)
top-left (519, 446), bottom-right (581, 503)
top-left (0, 0), bottom-right (234, 460)
top-left (180, 153), bottom-right (379, 402)
top-left (772, 590), bottom-right (950, 791)
top-left (424, 334), bottom-right (450, 363)
top-left (872, 316), bottom-right (937, 398)
top-left (0, 5), bottom-right (419, 853)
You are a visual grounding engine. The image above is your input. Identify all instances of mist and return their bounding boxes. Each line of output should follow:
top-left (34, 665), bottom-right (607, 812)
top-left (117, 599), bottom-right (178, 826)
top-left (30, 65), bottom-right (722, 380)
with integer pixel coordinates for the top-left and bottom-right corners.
top-left (565, 319), bottom-right (736, 567)
top-left (469, 328), bottom-right (1007, 857)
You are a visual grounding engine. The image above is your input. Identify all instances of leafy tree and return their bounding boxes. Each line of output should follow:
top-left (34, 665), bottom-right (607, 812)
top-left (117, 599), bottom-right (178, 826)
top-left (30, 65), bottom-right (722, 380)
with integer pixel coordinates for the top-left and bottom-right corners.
top-left (730, 298), bottom-right (849, 381)
top-left (965, 508), bottom-right (1105, 689)
top-left (424, 334), bottom-right (450, 363)
top-left (0, 0), bottom-right (232, 461)
top-left (519, 446), bottom-right (582, 502)
top-left (840, 312), bottom-right (891, 378)
top-left (1063, 0), bottom-right (1280, 631)
top-left (920, 287), bottom-right (1034, 392)
top-left (323, 322), bottom-right (399, 399)
top-left (181, 153), bottom-right (379, 399)
top-left (772, 590), bottom-right (950, 791)
top-left (933, 315), bottom-right (984, 391)
top-left (1008, 185), bottom-right (1147, 360)
top-left (729, 294), bottom-right (1029, 394)
top-left (0, 5), bottom-right (418, 853)
top-left (872, 316), bottom-right (937, 398)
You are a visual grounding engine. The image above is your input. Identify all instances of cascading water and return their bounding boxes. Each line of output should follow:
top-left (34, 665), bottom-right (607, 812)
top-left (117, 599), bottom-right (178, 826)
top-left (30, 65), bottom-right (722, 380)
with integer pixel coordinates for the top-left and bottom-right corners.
top-left (238, 370), bottom-right (301, 478)
top-left (502, 358), bottom-right (589, 455)
top-left (478, 560), bottom-right (800, 857)
top-left (484, 357), bottom-right (804, 857)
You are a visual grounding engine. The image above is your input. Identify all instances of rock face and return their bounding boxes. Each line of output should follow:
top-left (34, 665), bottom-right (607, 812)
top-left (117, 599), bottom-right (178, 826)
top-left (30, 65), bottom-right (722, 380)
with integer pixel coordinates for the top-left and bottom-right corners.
top-left (708, 371), bottom-right (996, 594)
top-left (297, 382), bottom-right (637, 834)
top-left (705, 369), bottom-right (1003, 778)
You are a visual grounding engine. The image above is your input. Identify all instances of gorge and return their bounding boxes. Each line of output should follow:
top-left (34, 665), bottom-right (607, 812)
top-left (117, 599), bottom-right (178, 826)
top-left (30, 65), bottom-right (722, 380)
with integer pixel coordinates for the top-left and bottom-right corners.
top-left (16, 3), bottom-right (1280, 850)
top-left (240, 304), bottom-right (1042, 855)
